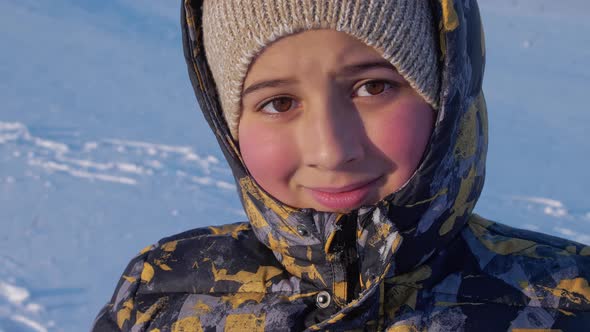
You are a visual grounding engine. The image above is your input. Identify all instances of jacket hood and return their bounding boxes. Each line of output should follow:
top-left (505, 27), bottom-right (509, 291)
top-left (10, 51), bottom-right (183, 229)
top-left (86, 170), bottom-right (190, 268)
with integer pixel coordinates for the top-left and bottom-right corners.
top-left (182, 0), bottom-right (487, 305)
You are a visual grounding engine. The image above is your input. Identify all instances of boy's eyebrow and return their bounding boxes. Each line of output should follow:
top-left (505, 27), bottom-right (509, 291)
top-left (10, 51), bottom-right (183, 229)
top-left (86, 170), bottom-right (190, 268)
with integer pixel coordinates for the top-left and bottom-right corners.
top-left (242, 79), bottom-right (297, 98)
top-left (241, 61), bottom-right (395, 97)
top-left (338, 60), bottom-right (397, 77)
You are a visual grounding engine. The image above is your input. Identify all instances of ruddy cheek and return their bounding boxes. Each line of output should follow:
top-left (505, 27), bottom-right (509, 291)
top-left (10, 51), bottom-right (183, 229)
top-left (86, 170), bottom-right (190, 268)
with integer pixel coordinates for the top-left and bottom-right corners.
top-left (369, 101), bottom-right (434, 182)
top-left (239, 124), bottom-right (298, 200)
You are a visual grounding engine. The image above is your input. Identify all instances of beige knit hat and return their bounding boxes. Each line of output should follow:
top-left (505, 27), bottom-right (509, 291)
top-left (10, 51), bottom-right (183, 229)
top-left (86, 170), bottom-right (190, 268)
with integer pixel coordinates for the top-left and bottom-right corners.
top-left (202, 0), bottom-right (440, 139)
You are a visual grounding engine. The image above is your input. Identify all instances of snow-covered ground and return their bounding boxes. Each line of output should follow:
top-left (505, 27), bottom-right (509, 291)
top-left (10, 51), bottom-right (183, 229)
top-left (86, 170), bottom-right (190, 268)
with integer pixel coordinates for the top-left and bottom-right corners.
top-left (1, 0), bottom-right (589, 331)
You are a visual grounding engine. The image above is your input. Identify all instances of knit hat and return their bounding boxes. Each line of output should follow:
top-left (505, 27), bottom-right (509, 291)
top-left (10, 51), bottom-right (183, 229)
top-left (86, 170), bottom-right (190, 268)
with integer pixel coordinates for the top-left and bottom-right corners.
top-left (202, 0), bottom-right (441, 139)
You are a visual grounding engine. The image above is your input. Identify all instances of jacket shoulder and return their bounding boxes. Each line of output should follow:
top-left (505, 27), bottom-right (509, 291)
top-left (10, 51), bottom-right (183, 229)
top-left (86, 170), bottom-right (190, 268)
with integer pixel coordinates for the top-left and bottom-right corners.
top-left (92, 221), bottom-right (283, 331)
top-left (157, 221), bottom-right (253, 245)
top-left (463, 214), bottom-right (590, 313)
top-left (143, 221), bottom-right (281, 293)
top-left (466, 214), bottom-right (590, 257)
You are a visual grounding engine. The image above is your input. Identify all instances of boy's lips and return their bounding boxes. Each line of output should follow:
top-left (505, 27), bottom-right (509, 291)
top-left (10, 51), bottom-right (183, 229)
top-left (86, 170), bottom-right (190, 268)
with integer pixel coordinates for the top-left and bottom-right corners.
top-left (306, 177), bottom-right (381, 210)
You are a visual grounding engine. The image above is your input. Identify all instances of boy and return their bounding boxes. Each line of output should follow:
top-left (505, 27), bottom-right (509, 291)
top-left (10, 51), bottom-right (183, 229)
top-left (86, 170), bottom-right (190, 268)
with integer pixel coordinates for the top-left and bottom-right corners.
top-left (93, 0), bottom-right (590, 331)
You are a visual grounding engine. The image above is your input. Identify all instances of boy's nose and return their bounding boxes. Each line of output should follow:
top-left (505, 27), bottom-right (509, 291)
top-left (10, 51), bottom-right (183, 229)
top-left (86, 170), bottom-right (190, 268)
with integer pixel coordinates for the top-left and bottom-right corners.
top-left (299, 97), bottom-right (365, 170)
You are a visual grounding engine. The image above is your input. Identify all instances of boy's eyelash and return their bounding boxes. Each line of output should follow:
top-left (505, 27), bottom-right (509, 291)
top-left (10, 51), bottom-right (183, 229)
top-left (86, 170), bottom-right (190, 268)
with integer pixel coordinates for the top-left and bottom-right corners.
top-left (254, 79), bottom-right (399, 113)
top-left (353, 79), bottom-right (400, 96)
top-left (256, 95), bottom-right (296, 113)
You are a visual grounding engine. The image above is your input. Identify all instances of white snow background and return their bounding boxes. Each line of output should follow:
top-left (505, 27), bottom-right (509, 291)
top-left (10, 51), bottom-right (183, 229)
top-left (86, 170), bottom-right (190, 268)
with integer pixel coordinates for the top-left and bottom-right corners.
top-left (1, 0), bottom-right (589, 330)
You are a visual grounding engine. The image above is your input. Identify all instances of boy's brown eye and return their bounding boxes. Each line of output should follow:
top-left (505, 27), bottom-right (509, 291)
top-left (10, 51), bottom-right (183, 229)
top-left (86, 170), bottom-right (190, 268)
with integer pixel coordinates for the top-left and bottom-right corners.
top-left (365, 82), bottom-right (385, 95)
top-left (272, 98), bottom-right (293, 112)
top-left (260, 97), bottom-right (296, 114)
top-left (355, 81), bottom-right (394, 97)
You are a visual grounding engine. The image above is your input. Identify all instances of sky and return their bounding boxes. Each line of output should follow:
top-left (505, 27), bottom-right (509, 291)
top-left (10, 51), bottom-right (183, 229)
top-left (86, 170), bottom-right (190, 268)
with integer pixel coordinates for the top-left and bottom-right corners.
top-left (1, 0), bottom-right (589, 331)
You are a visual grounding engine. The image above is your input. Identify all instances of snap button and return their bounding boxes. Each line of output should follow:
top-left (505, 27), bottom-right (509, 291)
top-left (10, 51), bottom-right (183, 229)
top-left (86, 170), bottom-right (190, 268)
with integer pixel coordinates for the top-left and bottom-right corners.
top-left (296, 224), bottom-right (309, 237)
top-left (316, 291), bottom-right (331, 308)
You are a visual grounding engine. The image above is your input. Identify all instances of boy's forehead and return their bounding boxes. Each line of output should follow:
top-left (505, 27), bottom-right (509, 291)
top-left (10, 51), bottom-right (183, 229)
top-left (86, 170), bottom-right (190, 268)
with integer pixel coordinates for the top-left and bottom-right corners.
top-left (246, 30), bottom-right (391, 79)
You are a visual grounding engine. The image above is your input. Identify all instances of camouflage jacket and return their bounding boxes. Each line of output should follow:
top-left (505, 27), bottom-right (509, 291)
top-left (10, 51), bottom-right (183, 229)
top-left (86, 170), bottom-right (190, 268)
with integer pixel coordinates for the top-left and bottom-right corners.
top-left (92, 0), bottom-right (590, 331)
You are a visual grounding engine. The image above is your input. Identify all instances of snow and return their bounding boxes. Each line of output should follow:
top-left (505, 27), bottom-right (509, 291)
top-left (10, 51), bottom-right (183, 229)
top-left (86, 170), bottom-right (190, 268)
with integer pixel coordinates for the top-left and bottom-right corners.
top-left (1, 0), bottom-right (589, 331)
top-left (512, 196), bottom-right (569, 218)
top-left (0, 282), bottom-right (30, 305)
top-left (0, 280), bottom-right (49, 332)
top-left (10, 316), bottom-right (48, 332)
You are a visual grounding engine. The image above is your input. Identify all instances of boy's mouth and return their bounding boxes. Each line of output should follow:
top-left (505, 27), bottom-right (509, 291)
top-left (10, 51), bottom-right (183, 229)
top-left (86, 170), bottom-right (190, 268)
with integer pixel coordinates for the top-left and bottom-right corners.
top-left (306, 177), bottom-right (381, 211)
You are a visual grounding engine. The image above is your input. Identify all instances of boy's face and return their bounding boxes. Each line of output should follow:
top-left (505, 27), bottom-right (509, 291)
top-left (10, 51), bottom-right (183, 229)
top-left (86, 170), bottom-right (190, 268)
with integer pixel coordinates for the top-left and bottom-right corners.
top-left (238, 30), bottom-right (434, 212)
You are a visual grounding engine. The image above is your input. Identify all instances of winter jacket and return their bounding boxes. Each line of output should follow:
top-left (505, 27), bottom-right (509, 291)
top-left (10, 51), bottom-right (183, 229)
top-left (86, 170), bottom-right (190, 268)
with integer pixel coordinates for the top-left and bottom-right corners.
top-left (92, 0), bottom-right (590, 331)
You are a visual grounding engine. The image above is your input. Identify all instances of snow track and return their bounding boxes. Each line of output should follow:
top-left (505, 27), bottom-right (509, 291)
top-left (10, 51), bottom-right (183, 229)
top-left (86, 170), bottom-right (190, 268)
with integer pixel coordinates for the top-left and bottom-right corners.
top-left (0, 121), bottom-right (234, 190)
